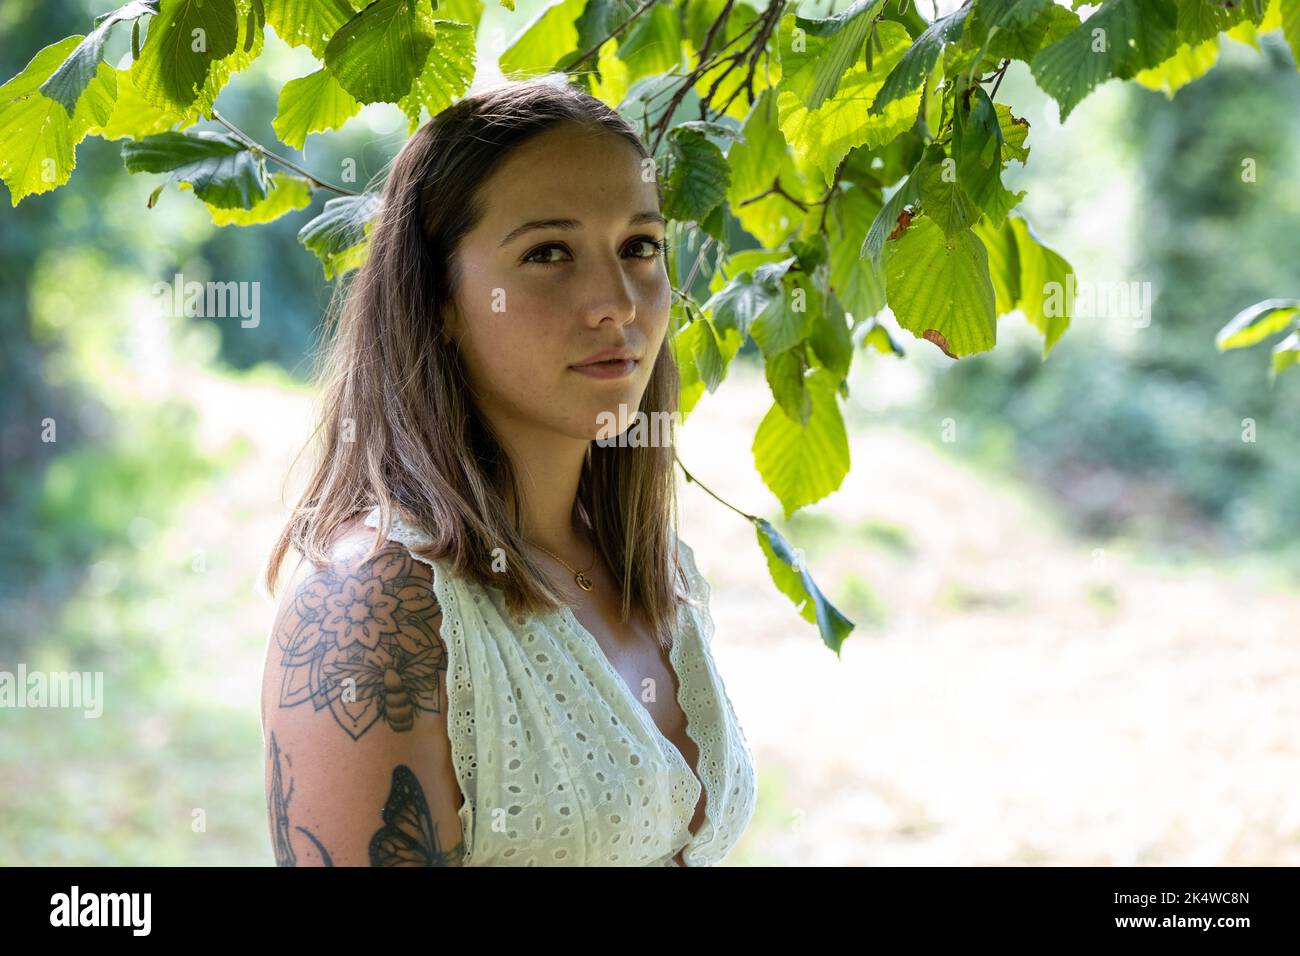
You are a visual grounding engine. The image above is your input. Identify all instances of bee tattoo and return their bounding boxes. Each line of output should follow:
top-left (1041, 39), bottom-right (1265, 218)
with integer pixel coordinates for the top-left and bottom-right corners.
top-left (275, 546), bottom-right (447, 739)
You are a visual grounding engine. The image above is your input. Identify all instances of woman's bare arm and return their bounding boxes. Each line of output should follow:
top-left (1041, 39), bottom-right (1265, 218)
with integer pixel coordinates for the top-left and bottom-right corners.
top-left (261, 529), bottom-right (466, 866)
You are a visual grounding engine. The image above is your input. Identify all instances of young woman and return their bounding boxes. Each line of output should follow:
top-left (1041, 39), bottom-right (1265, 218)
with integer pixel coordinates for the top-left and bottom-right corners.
top-left (260, 77), bottom-right (757, 867)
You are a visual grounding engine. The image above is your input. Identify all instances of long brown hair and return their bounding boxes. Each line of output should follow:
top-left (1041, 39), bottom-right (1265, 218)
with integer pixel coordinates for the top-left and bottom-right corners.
top-left (263, 75), bottom-right (690, 645)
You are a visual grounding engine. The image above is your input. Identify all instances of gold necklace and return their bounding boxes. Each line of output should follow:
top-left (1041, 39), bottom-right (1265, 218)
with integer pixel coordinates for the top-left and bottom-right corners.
top-left (529, 536), bottom-right (597, 592)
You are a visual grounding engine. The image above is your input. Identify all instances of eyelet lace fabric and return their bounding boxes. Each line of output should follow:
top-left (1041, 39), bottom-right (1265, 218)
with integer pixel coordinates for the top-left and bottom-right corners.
top-left (363, 505), bottom-right (757, 867)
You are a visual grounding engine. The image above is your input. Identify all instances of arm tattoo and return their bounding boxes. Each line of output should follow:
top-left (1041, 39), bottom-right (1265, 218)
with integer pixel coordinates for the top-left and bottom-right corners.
top-left (274, 546), bottom-right (447, 739)
top-left (266, 731), bottom-right (334, 867)
top-left (370, 765), bottom-right (466, 866)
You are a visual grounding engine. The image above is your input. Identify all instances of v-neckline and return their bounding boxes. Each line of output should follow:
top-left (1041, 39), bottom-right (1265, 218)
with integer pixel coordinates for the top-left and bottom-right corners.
top-left (557, 603), bottom-right (708, 841)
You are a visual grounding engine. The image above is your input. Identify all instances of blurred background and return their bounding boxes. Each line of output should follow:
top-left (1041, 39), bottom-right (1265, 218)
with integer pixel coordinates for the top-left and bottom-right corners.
top-left (2, 0), bottom-right (1298, 865)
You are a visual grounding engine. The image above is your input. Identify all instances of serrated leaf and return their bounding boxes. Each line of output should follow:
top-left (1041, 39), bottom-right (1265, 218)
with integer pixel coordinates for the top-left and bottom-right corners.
top-left (324, 0), bottom-right (437, 103)
top-left (1008, 215), bottom-right (1074, 357)
top-left (398, 20), bottom-right (477, 132)
top-left (39, 0), bottom-right (156, 115)
top-left (122, 129), bottom-right (268, 208)
top-left (273, 68), bottom-right (361, 149)
top-left (778, 0), bottom-right (887, 111)
top-left (702, 256), bottom-right (795, 340)
top-left (663, 128), bottom-right (731, 224)
top-left (0, 36), bottom-right (117, 205)
top-left (96, 68), bottom-right (182, 140)
top-left (754, 517), bottom-right (855, 654)
top-left (264, 0), bottom-right (356, 59)
top-left (750, 270), bottom-right (818, 357)
top-left (884, 217), bottom-right (996, 357)
top-left (779, 20), bottom-right (920, 188)
top-left (765, 345), bottom-right (812, 426)
top-left (1134, 36), bottom-right (1219, 96)
top-left (753, 367), bottom-right (850, 517)
top-left (861, 164), bottom-right (922, 265)
top-left (129, 0), bottom-right (239, 113)
top-left (205, 172), bottom-right (311, 225)
top-left (298, 191), bottom-right (383, 279)
top-left (499, 0), bottom-right (586, 77)
top-left (870, 5), bottom-right (970, 115)
top-left (809, 289), bottom-right (854, 378)
top-left (828, 185), bottom-right (887, 322)
top-left (1030, 0), bottom-right (1179, 121)
top-left (918, 146), bottom-right (978, 235)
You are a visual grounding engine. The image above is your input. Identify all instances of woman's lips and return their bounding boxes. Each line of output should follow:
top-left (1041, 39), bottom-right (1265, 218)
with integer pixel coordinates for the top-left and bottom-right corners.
top-left (569, 358), bottom-right (638, 379)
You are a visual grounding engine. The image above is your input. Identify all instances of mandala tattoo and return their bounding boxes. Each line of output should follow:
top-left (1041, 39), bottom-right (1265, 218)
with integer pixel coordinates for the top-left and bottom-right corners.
top-left (266, 731), bottom-right (334, 867)
top-left (370, 765), bottom-right (466, 867)
top-left (275, 546), bottom-right (448, 739)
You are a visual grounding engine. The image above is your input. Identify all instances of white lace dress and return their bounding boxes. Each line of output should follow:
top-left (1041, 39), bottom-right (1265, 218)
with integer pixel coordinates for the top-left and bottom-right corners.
top-left (363, 505), bottom-right (758, 866)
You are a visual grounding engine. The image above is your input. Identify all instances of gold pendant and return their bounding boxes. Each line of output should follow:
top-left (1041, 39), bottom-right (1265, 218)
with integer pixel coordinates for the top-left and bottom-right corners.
top-left (575, 571), bottom-right (593, 591)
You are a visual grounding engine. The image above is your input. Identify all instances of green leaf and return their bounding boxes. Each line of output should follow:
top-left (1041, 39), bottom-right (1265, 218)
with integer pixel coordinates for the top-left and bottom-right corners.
top-left (860, 319), bottom-right (906, 356)
top-left (174, 0), bottom-right (266, 125)
top-left (1279, 0), bottom-right (1300, 70)
top-left (264, 0), bottom-right (357, 59)
top-left (973, 1), bottom-right (1081, 63)
top-left (884, 217), bottom-right (996, 358)
top-left (39, 0), bottom-right (156, 115)
top-left (972, 213), bottom-right (1021, 316)
top-left (995, 103), bottom-right (1030, 164)
top-left (96, 68), bottom-right (182, 140)
top-left (702, 256), bottom-right (795, 340)
top-left (918, 145), bottom-right (978, 236)
top-left (725, 89), bottom-right (812, 249)
top-left (828, 185), bottom-right (887, 322)
top-left (273, 68), bottom-right (362, 150)
top-left (809, 289), bottom-right (854, 379)
top-left (298, 191), bottom-right (383, 279)
top-left (952, 85), bottom-right (1026, 226)
top-left (129, 0), bottom-right (240, 113)
top-left (121, 130), bottom-right (268, 209)
top-left (749, 271), bottom-right (819, 357)
top-left (324, 0), bottom-right (437, 103)
top-left (752, 367), bottom-right (850, 518)
top-left (0, 36), bottom-right (117, 205)
top-left (1215, 298), bottom-right (1300, 350)
top-left (1271, 331), bottom-right (1300, 379)
top-left (779, 20), bottom-right (920, 187)
top-left (1008, 215), bottom-right (1073, 357)
top-left (398, 19), bottom-right (477, 132)
top-left (861, 165), bottom-right (922, 265)
top-left (499, 0), bottom-right (586, 77)
top-left (205, 172), bottom-right (312, 225)
top-left (663, 128), bottom-right (731, 224)
top-left (1176, 0), bottom-right (1268, 46)
top-left (778, 0), bottom-right (887, 111)
top-left (765, 345), bottom-right (812, 426)
top-left (978, 0), bottom-right (1052, 29)
top-left (1030, 0), bottom-right (1180, 121)
top-left (870, 5), bottom-right (970, 115)
top-left (1134, 36), bottom-right (1219, 97)
top-left (754, 517), bottom-right (856, 654)
top-left (613, 1), bottom-right (683, 83)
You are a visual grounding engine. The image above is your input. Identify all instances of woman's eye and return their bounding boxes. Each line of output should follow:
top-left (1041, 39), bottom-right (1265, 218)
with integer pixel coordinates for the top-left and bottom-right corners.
top-left (627, 236), bottom-right (669, 260)
top-left (523, 243), bottom-right (569, 265)
top-left (522, 237), bottom-right (668, 266)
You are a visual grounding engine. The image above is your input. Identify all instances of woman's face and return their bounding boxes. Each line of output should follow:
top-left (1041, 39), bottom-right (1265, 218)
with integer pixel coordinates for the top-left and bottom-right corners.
top-left (445, 122), bottom-right (671, 446)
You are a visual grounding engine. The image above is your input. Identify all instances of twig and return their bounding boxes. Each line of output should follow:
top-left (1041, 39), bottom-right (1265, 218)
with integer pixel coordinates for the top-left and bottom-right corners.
top-left (211, 109), bottom-right (359, 197)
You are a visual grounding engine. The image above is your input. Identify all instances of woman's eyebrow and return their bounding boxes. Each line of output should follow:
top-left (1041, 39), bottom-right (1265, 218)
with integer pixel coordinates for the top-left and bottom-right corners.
top-left (498, 211), bottom-right (666, 248)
